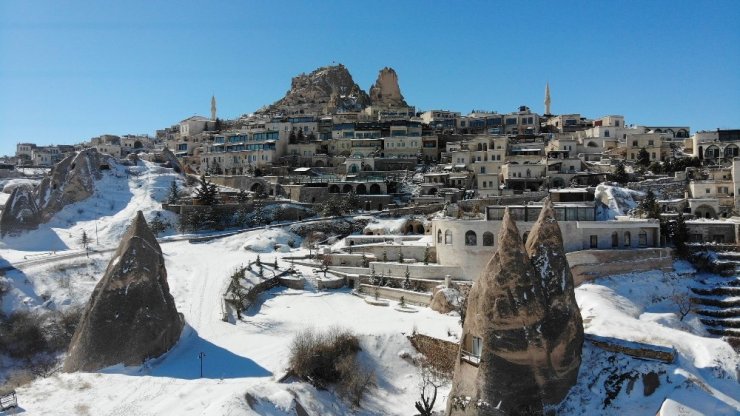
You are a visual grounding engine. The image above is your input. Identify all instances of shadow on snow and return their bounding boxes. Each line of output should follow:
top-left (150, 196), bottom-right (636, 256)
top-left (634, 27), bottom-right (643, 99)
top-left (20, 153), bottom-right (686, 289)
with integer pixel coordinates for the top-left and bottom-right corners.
top-left (102, 324), bottom-right (271, 380)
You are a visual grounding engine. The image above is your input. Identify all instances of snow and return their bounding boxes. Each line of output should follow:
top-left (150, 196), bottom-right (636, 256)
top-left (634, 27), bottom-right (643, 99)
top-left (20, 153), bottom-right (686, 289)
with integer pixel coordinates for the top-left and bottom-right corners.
top-left (1, 163), bottom-right (738, 415)
top-left (594, 183), bottom-right (642, 220)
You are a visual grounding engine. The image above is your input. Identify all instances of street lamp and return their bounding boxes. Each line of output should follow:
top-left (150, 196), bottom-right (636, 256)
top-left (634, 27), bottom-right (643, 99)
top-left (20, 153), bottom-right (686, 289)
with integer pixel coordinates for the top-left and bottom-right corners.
top-left (198, 352), bottom-right (206, 378)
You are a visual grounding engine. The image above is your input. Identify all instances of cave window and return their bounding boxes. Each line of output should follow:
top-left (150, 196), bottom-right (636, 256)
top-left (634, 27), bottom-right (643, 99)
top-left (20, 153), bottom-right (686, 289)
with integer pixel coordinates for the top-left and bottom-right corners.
top-left (482, 232), bottom-right (494, 246)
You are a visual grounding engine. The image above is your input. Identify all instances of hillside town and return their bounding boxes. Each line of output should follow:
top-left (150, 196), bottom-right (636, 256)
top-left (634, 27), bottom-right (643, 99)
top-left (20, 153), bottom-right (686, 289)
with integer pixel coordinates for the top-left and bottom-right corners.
top-left (0, 65), bottom-right (738, 415)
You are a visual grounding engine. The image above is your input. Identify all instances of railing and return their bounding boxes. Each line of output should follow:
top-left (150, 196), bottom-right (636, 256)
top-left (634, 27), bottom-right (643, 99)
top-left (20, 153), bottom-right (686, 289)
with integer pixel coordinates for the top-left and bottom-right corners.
top-left (460, 350), bottom-right (481, 365)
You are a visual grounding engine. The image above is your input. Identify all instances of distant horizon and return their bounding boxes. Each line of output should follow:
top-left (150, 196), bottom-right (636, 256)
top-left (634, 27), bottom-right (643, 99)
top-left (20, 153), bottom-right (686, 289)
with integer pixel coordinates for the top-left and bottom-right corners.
top-left (1, 0), bottom-right (738, 157)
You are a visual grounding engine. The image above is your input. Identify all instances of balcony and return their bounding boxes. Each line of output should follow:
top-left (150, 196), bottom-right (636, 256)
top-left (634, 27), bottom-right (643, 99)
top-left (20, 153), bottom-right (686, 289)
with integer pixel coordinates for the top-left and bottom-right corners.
top-left (460, 350), bottom-right (480, 366)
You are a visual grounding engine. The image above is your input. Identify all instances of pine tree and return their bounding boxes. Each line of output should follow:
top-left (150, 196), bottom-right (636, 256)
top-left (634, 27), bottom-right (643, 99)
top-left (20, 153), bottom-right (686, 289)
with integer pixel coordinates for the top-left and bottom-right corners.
top-left (673, 210), bottom-right (689, 257)
top-left (423, 244), bottom-right (430, 265)
top-left (403, 266), bottom-right (411, 290)
top-left (167, 180), bottom-right (179, 204)
top-left (80, 230), bottom-right (90, 257)
top-left (640, 190), bottom-right (661, 219)
top-left (611, 161), bottom-right (629, 185)
top-left (361, 253), bottom-right (369, 268)
top-left (382, 249), bottom-right (388, 263)
top-left (273, 258), bottom-right (279, 270)
top-left (195, 175), bottom-right (218, 206)
top-left (398, 248), bottom-right (404, 263)
top-left (255, 254), bottom-right (261, 267)
top-left (637, 147), bottom-right (651, 167)
top-left (370, 265), bottom-right (377, 285)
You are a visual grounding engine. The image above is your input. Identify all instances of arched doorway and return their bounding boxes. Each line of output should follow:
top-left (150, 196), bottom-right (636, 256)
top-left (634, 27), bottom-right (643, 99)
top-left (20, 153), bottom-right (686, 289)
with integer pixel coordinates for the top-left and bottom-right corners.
top-left (356, 184), bottom-right (367, 194)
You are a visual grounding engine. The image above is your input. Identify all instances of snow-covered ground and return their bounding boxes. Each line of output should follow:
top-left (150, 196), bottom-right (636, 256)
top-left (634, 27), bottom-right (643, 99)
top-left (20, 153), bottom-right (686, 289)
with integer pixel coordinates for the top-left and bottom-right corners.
top-left (1, 163), bottom-right (738, 415)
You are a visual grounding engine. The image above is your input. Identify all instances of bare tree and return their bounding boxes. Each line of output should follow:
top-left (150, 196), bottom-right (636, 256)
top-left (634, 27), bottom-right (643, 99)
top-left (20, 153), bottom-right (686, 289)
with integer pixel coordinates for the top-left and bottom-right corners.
top-left (672, 289), bottom-right (692, 321)
top-left (415, 359), bottom-right (445, 416)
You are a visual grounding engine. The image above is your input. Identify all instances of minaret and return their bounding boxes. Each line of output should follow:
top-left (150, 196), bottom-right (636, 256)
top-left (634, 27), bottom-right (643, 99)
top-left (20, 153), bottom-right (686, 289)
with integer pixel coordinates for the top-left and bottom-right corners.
top-left (210, 95), bottom-right (217, 121)
top-left (544, 82), bottom-right (551, 115)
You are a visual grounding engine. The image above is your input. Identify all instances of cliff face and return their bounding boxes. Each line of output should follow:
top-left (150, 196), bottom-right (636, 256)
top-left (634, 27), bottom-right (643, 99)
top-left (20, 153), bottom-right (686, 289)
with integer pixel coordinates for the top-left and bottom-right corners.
top-left (64, 211), bottom-right (183, 372)
top-left (0, 185), bottom-right (40, 237)
top-left (0, 148), bottom-right (112, 236)
top-left (261, 64), bottom-right (371, 115)
top-left (368, 67), bottom-right (407, 107)
top-left (447, 202), bottom-right (583, 415)
top-left (35, 148), bottom-right (108, 223)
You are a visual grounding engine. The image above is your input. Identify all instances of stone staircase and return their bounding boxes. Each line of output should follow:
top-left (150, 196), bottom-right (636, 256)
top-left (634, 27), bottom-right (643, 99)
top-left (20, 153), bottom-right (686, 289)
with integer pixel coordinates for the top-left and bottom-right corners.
top-left (690, 250), bottom-right (740, 349)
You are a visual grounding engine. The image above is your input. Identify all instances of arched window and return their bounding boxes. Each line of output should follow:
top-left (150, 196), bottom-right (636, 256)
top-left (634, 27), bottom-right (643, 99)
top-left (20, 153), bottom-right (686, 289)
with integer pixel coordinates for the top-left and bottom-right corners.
top-left (638, 231), bottom-right (648, 247)
top-left (465, 230), bottom-right (477, 246)
top-left (477, 143), bottom-right (483, 151)
top-left (482, 232), bottom-right (494, 246)
top-left (437, 229), bottom-right (442, 243)
top-left (444, 230), bottom-right (453, 245)
top-left (611, 232), bottom-right (618, 248)
top-left (624, 231), bottom-right (631, 247)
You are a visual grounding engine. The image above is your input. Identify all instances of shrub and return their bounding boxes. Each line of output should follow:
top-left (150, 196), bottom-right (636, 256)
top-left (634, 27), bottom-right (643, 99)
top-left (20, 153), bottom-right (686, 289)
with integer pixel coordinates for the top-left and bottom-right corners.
top-left (335, 354), bottom-right (375, 407)
top-left (1, 310), bottom-right (47, 359)
top-left (289, 327), bottom-right (361, 384)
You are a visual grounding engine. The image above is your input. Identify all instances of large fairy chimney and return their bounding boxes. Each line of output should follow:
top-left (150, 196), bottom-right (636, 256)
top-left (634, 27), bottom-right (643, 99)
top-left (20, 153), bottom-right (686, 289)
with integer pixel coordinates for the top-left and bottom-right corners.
top-left (64, 211), bottom-right (183, 372)
top-left (447, 201), bottom-right (583, 415)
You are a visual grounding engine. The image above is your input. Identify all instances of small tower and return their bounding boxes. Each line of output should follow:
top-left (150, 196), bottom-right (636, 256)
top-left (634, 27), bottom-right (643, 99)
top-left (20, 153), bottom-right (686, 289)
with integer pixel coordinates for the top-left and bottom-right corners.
top-left (210, 95), bottom-right (217, 121)
top-left (544, 82), bottom-right (551, 115)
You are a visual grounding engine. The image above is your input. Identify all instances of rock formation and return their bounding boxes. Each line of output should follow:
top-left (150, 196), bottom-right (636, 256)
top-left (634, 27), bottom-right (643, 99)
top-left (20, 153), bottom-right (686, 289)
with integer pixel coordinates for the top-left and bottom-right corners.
top-left (64, 211), bottom-right (183, 372)
top-left (162, 147), bottom-right (183, 174)
top-left (524, 199), bottom-right (584, 404)
top-left (368, 67), bottom-right (407, 107)
top-left (447, 204), bottom-right (583, 415)
top-left (262, 64), bottom-right (371, 115)
top-left (0, 185), bottom-right (40, 236)
top-left (0, 148), bottom-right (112, 236)
top-left (35, 148), bottom-right (109, 223)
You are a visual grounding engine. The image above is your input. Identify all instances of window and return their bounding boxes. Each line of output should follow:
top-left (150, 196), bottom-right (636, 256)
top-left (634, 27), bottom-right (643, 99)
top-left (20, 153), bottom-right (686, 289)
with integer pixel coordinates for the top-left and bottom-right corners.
top-left (437, 230), bottom-right (442, 243)
top-left (482, 232), bottom-right (494, 246)
top-left (462, 334), bottom-right (483, 365)
top-left (611, 232), bottom-right (618, 248)
top-left (706, 188), bottom-right (710, 194)
top-left (648, 140), bottom-right (654, 146)
top-left (445, 230), bottom-right (453, 245)
top-left (465, 231), bottom-right (477, 246)
top-left (632, 140), bottom-right (638, 147)
top-left (624, 232), bottom-right (631, 247)
top-left (604, 130), bottom-right (610, 138)
top-left (638, 231), bottom-right (647, 247)
top-left (590, 235), bottom-right (598, 248)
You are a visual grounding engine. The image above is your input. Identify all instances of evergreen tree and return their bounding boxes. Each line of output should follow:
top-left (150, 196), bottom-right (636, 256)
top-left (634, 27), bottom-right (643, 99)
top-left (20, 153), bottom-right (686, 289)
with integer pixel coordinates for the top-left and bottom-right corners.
top-left (236, 189), bottom-right (249, 204)
top-left (80, 231), bottom-right (89, 250)
top-left (382, 249), bottom-right (388, 262)
top-left (195, 175), bottom-right (218, 206)
top-left (398, 248), bottom-right (404, 263)
top-left (637, 147), bottom-right (651, 167)
top-left (167, 180), bottom-right (180, 204)
top-left (361, 253), bottom-right (369, 268)
top-left (640, 190), bottom-right (661, 219)
top-left (403, 266), bottom-right (411, 290)
top-left (610, 161), bottom-right (629, 185)
top-left (672, 210), bottom-right (689, 257)
top-left (255, 254), bottom-right (261, 267)
top-left (423, 244), bottom-right (430, 265)
top-left (273, 258), bottom-right (279, 270)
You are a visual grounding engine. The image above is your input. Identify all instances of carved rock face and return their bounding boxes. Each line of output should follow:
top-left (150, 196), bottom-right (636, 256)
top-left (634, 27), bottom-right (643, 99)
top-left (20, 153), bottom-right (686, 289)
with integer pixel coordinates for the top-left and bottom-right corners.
top-left (0, 185), bottom-right (40, 236)
top-left (448, 202), bottom-right (583, 415)
top-left (368, 67), bottom-right (407, 107)
top-left (36, 148), bottom-right (107, 222)
top-left (264, 64), bottom-right (371, 115)
top-left (64, 211), bottom-right (183, 372)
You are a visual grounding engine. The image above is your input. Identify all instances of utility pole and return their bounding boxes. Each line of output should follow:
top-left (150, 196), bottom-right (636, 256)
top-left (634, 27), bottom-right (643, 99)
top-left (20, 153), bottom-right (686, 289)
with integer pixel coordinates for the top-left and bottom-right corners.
top-left (198, 352), bottom-right (206, 378)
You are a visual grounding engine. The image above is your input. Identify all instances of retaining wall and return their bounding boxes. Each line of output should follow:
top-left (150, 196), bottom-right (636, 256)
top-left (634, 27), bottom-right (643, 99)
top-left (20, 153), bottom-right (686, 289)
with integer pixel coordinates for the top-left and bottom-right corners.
top-left (567, 248), bottom-right (674, 286)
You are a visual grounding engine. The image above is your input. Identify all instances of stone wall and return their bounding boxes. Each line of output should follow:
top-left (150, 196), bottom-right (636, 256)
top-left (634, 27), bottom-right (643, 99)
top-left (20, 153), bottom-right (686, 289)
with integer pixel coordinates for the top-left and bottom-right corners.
top-left (408, 333), bottom-right (459, 376)
top-left (358, 284), bottom-right (432, 306)
top-left (369, 261), bottom-right (458, 280)
top-left (567, 248), bottom-right (674, 286)
top-left (586, 334), bottom-right (676, 363)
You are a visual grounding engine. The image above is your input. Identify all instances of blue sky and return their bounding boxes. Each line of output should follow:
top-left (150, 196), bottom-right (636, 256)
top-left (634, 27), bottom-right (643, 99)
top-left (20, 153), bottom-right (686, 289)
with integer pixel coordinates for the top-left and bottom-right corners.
top-left (1, 0), bottom-right (738, 157)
